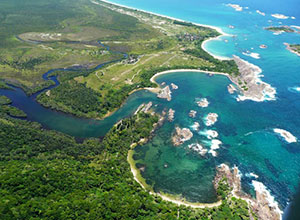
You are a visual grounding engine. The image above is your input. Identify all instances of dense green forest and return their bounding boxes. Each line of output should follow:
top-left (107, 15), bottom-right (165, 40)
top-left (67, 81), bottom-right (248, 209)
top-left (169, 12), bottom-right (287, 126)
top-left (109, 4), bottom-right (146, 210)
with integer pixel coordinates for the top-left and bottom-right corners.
top-left (0, 105), bottom-right (253, 219)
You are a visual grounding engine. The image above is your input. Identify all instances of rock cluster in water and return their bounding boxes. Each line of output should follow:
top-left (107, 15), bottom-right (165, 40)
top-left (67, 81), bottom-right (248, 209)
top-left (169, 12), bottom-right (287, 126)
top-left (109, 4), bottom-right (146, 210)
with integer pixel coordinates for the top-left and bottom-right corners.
top-left (157, 85), bottom-right (172, 101)
top-left (135, 102), bottom-right (153, 114)
top-left (168, 108), bottom-right (175, 122)
top-left (227, 84), bottom-right (236, 94)
top-left (205, 113), bottom-right (218, 126)
top-left (172, 127), bottom-right (193, 146)
top-left (188, 143), bottom-right (208, 156)
top-left (170, 83), bottom-right (178, 90)
top-left (189, 110), bottom-right (197, 118)
top-left (214, 164), bottom-right (282, 220)
top-left (196, 98), bottom-right (209, 108)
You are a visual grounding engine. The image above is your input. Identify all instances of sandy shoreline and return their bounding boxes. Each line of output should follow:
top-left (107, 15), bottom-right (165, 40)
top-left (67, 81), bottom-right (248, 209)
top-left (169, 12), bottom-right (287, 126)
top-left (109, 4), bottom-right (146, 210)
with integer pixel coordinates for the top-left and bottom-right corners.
top-left (150, 69), bottom-right (229, 85)
top-left (95, 0), bottom-right (230, 40)
top-left (128, 147), bottom-right (223, 208)
top-left (96, 0), bottom-right (232, 61)
top-left (202, 37), bottom-right (232, 61)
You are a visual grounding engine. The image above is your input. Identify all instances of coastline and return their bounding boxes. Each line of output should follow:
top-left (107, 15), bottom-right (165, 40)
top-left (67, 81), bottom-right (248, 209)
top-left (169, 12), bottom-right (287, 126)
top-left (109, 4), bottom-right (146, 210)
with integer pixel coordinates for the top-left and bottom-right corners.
top-left (95, 0), bottom-right (231, 44)
top-left (96, 0), bottom-right (233, 61)
top-left (149, 69), bottom-right (229, 85)
top-left (127, 145), bottom-right (223, 208)
top-left (92, 0), bottom-right (281, 213)
top-left (95, 0), bottom-right (275, 103)
top-left (202, 37), bottom-right (232, 61)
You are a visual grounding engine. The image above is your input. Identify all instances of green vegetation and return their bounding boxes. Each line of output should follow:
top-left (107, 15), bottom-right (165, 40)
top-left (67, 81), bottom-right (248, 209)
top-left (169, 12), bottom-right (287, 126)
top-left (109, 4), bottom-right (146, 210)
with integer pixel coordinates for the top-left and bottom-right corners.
top-left (290, 44), bottom-right (300, 54)
top-left (265, 26), bottom-right (295, 33)
top-left (0, 95), bottom-right (11, 105)
top-left (0, 81), bottom-right (11, 89)
top-left (0, 0), bottom-right (240, 118)
top-left (0, 109), bottom-right (254, 219)
top-left (34, 0), bottom-right (240, 119)
top-left (0, 0), bottom-right (156, 90)
top-left (184, 40), bottom-right (239, 75)
top-left (0, 95), bottom-right (26, 117)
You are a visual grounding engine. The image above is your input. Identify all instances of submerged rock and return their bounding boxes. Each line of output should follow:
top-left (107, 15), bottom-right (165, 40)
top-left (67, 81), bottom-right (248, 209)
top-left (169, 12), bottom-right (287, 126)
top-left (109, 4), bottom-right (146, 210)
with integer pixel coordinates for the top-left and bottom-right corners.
top-left (172, 127), bottom-right (193, 146)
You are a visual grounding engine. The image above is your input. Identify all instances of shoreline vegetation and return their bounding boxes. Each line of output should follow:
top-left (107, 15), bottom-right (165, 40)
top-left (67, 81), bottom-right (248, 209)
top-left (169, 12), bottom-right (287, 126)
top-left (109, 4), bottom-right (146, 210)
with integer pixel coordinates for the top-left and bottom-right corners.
top-left (284, 43), bottom-right (300, 57)
top-left (1, 0), bottom-right (275, 119)
top-left (0, 105), bottom-right (259, 219)
top-left (128, 119), bottom-right (281, 219)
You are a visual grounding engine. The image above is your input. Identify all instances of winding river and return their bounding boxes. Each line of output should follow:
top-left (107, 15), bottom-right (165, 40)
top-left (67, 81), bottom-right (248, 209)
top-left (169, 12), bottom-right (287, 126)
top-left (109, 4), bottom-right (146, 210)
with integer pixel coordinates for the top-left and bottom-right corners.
top-left (0, 41), bottom-right (160, 138)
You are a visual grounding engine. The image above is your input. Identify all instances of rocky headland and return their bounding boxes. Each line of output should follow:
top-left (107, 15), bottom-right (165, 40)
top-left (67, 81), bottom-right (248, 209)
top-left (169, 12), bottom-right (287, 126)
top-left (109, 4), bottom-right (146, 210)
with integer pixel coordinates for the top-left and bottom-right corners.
top-left (231, 55), bottom-right (276, 102)
top-left (214, 164), bottom-right (282, 220)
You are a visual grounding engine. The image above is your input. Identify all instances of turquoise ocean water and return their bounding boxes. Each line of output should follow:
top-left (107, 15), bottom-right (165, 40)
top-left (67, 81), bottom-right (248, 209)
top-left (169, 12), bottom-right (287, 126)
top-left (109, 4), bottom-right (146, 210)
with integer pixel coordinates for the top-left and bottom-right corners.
top-left (108, 0), bottom-right (300, 212)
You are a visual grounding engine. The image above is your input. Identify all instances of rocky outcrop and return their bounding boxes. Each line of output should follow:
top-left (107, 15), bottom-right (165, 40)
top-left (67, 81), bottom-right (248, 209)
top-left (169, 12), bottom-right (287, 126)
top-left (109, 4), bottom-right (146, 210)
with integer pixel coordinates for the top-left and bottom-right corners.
top-left (231, 56), bottom-right (276, 102)
top-left (227, 84), bottom-right (236, 94)
top-left (157, 86), bottom-right (172, 101)
top-left (168, 108), bottom-right (175, 122)
top-left (191, 122), bottom-right (200, 131)
top-left (251, 181), bottom-right (282, 220)
top-left (172, 127), bottom-right (193, 146)
top-left (188, 143), bottom-right (208, 156)
top-left (189, 110), bottom-right (197, 118)
top-left (170, 83), bottom-right (179, 90)
top-left (196, 98), bottom-right (209, 108)
top-left (205, 113), bottom-right (218, 126)
top-left (214, 164), bottom-right (282, 220)
top-left (135, 102), bottom-right (153, 114)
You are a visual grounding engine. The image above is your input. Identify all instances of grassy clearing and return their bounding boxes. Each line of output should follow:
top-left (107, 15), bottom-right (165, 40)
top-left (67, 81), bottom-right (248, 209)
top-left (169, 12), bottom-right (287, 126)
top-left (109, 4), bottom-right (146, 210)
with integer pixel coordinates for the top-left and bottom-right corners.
top-left (0, 0), bottom-right (160, 90)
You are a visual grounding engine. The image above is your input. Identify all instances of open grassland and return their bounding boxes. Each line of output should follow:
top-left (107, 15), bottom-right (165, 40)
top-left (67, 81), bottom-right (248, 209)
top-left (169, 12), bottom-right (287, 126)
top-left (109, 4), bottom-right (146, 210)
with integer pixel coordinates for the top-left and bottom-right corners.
top-left (0, 0), bottom-right (159, 91)
top-left (1, 0), bottom-right (238, 118)
top-left (75, 51), bottom-right (213, 93)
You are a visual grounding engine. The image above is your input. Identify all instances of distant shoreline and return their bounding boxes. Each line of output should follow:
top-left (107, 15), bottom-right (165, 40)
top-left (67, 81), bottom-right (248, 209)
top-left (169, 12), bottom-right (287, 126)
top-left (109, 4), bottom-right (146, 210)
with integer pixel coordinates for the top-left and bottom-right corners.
top-left (96, 0), bottom-right (231, 61)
